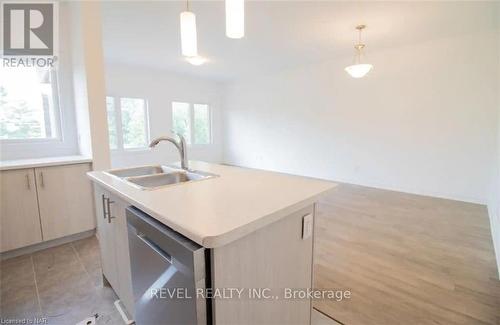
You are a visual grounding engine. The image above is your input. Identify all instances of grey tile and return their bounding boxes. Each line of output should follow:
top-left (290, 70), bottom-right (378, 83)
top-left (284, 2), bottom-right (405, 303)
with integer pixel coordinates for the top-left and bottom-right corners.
top-left (0, 255), bottom-right (40, 321)
top-left (88, 269), bottom-right (104, 288)
top-left (0, 293), bottom-right (41, 319)
top-left (72, 236), bottom-right (103, 288)
top-left (37, 263), bottom-right (95, 318)
top-left (32, 244), bottom-right (80, 278)
top-left (72, 236), bottom-right (99, 261)
top-left (36, 260), bottom-right (89, 293)
top-left (2, 240), bottom-right (121, 325)
top-left (0, 254), bottom-right (32, 269)
top-left (44, 286), bottom-right (120, 325)
top-left (1, 255), bottom-right (35, 296)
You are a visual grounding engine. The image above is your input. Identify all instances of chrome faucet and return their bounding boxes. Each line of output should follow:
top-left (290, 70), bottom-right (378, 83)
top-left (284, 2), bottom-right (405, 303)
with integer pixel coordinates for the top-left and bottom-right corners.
top-left (149, 132), bottom-right (188, 170)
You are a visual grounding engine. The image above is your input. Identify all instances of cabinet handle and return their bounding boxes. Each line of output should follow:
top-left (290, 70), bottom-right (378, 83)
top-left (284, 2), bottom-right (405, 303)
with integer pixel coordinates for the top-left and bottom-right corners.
top-left (25, 174), bottom-right (31, 190)
top-left (107, 198), bottom-right (115, 223)
top-left (101, 194), bottom-right (108, 220)
top-left (39, 172), bottom-right (44, 188)
top-left (137, 232), bottom-right (172, 263)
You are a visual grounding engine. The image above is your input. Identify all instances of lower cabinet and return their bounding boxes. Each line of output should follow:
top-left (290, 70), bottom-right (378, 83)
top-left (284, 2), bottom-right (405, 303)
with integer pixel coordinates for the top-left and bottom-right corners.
top-left (36, 164), bottom-right (96, 241)
top-left (0, 163), bottom-right (95, 253)
top-left (94, 185), bottom-right (135, 316)
top-left (0, 169), bottom-right (43, 252)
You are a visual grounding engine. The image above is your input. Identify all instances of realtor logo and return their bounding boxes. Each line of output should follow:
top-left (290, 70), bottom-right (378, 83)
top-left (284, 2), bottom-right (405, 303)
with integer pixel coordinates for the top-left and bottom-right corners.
top-left (2, 2), bottom-right (55, 56)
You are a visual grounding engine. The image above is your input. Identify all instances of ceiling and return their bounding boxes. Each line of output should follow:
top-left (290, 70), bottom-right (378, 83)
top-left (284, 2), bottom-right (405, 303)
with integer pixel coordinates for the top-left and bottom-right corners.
top-left (101, 1), bottom-right (498, 82)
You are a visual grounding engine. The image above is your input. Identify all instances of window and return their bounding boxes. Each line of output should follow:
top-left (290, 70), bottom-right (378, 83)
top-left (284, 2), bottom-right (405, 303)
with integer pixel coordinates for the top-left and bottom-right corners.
top-left (106, 96), bottom-right (149, 150)
top-left (0, 67), bottom-right (60, 141)
top-left (193, 104), bottom-right (210, 144)
top-left (172, 102), bottom-right (191, 144)
top-left (172, 102), bottom-right (211, 145)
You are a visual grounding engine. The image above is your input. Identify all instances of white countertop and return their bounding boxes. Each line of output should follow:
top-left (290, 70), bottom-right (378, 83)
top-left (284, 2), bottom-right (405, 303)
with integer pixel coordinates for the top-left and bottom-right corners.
top-left (0, 155), bottom-right (93, 170)
top-left (88, 161), bottom-right (336, 248)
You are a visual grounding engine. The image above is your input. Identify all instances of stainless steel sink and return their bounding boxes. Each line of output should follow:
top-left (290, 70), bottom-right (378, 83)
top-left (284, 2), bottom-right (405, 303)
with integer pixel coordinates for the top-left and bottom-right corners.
top-left (105, 165), bottom-right (218, 190)
top-left (106, 165), bottom-right (177, 178)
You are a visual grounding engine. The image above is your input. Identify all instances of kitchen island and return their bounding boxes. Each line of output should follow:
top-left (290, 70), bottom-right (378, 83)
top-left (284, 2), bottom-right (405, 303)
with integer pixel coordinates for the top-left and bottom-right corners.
top-left (88, 161), bottom-right (335, 325)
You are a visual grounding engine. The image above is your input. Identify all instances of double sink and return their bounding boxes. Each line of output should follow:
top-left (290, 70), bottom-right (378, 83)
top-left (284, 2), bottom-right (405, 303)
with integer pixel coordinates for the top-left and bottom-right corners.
top-left (105, 165), bottom-right (218, 190)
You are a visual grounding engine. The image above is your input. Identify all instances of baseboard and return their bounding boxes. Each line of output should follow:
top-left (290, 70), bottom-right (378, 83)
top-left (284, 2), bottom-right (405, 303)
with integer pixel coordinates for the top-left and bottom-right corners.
top-left (222, 161), bottom-right (486, 205)
top-left (487, 204), bottom-right (500, 279)
top-left (0, 229), bottom-right (96, 261)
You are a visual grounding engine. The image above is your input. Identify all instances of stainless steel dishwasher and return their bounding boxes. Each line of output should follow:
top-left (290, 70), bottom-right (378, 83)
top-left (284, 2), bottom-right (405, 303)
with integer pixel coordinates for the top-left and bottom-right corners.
top-left (126, 206), bottom-right (210, 325)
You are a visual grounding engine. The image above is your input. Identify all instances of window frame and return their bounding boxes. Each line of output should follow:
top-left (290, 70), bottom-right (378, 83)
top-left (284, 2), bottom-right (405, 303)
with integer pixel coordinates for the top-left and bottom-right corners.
top-left (171, 101), bottom-right (212, 146)
top-left (106, 95), bottom-right (150, 152)
top-left (0, 69), bottom-right (64, 144)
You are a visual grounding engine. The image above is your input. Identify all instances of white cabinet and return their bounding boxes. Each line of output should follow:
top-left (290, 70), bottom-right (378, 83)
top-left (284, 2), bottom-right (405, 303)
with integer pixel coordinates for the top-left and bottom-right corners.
top-left (111, 196), bottom-right (135, 314)
top-left (0, 169), bottom-right (42, 252)
top-left (94, 186), bottom-right (120, 290)
top-left (94, 185), bottom-right (134, 316)
top-left (36, 164), bottom-right (95, 241)
top-left (0, 163), bottom-right (95, 253)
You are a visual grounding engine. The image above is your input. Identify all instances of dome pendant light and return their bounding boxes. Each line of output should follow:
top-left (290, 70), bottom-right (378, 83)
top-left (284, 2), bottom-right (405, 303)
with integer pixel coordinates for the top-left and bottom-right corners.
top-left (180, 0), bottom-right (198, 57)
top-left (345, 25), bottom-right (373, 78)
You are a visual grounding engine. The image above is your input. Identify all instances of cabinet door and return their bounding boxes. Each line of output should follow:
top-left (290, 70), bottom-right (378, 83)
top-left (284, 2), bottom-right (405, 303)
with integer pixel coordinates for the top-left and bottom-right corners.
top-left (0, 169), bottom-right (42, 252)
top-left (109, 193), bottom-right (135, 316)
top-left (36, 163), bottom-right (96, 241)
top-left (94, 186), bottom-right (120, 290)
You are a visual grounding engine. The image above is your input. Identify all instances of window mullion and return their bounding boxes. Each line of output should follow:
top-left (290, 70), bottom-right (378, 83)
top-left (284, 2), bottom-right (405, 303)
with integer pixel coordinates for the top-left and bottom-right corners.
top-left (190, 103), bottom-right (195, 145)
top-left (144, 99), bottom-right (150, 145)
top-left (115, 97), bottom-right (124, 150)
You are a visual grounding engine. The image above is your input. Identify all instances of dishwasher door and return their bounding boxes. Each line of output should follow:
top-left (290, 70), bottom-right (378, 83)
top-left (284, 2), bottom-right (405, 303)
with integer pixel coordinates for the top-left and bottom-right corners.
top-left (126, 207), bottom-right (208, 325)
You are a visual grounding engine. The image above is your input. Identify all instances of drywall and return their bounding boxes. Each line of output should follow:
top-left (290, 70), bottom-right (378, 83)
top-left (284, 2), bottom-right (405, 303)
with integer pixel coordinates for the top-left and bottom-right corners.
top-left (104, 64), bottom-right (223, 168)
top-left (223, 31), bottom-right (498, 204)
top-left (488, 4), bottom-right (500, 276)
top-left (69, 2), bottom-right (111, 170)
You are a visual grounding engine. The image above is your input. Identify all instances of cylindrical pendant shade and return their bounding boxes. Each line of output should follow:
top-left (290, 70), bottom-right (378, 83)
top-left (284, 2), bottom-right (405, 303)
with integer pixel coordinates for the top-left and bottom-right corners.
top-left (225, 0), bottom-right (244, 39)
top-left (180, 11), bottom-right (198, 57)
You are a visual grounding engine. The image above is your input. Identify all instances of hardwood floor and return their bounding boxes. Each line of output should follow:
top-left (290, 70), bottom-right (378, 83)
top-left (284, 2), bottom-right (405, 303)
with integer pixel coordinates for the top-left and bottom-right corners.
top-left (313, 184), bottom-right (500, 325)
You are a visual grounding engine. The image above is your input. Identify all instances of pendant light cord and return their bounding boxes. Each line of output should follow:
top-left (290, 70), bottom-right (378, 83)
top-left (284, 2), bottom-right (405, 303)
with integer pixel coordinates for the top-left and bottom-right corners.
top-left (186, 0), bottom-right (190, 12)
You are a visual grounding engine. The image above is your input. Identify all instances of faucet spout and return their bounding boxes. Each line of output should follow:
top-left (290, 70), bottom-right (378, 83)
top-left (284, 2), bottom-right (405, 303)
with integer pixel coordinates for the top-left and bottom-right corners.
top-left (149, 133), bottom-right (188, 170)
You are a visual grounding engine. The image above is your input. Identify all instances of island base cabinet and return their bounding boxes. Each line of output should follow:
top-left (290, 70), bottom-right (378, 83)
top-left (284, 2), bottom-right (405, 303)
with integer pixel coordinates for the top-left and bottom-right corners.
top-left (211, 204), bottom-right (315, 325)
top-left (93, 185), bottom-right (135, 317)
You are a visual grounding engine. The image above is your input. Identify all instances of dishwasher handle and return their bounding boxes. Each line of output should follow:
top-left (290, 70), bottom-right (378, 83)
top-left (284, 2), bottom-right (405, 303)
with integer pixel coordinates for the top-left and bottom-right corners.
top-left (136, 231), bottom-right (172, 263)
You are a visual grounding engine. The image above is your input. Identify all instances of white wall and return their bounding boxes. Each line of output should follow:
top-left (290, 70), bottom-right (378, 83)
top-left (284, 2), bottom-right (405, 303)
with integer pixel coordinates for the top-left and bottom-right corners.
top-left (69, 2), bottom-right (111, 170)
top-left (223, 31), bottom-right (499, 204)
top-left (104, 64), bottom-right (223, 168)
top-left (488, 3), bottom-right (500, 276)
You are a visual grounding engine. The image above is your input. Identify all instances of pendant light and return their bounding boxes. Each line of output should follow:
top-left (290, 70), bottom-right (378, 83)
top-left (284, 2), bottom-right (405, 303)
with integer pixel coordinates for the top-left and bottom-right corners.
top-left (180, 0), bottom-right (198, 57)
top-left (186, 56), bottom-right (207, 66)
top-left (225, 0), bottom-right (244, 39)
top-left (345, 25), bottom-right (373, 78)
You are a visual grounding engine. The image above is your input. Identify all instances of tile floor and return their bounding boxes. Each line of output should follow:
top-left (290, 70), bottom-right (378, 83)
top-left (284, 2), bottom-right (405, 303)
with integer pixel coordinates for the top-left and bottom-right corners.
top-left (1, 235), bottom-right (338, 325)
top-left (0, 236), bottom-right (122, 325)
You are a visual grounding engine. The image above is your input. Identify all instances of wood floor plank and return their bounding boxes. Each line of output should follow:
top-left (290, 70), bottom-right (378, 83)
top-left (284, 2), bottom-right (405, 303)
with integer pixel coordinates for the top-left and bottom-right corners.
top-left (313, 184), bottom-right (500, 325)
